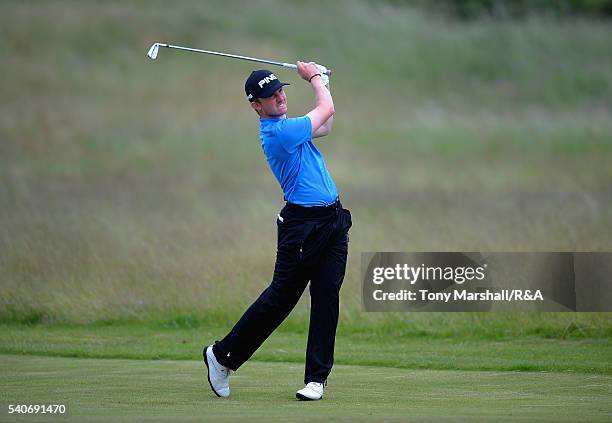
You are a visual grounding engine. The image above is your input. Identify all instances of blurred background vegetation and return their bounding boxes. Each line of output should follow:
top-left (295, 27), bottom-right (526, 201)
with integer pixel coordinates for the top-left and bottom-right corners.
top-left (1, 0), bottom-right (611, 337)
top-left (397, 0), bottom-right (612, 18)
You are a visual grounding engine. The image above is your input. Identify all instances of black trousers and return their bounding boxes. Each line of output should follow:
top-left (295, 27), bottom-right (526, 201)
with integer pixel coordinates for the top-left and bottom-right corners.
top-left (213, 200), bottom-right (352, 384)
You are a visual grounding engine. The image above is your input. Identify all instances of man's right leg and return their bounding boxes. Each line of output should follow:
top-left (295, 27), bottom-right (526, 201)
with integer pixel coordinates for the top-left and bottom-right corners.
top-left (212, 216), bottom-right (311, 371)
top-left (212, 272), bottom-right (308, 370)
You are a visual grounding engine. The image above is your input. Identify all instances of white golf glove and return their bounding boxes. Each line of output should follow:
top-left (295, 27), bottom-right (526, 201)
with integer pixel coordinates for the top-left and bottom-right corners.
top-left (315, 63), bottom-right (330, 86)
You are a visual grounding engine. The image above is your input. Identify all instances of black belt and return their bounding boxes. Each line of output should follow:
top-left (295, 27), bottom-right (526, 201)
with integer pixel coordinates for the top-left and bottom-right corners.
top-left (283, 198), bottom-right (342, 218)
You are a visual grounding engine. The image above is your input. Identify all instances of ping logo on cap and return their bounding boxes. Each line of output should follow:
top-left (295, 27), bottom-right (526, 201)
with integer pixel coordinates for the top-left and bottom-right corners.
top-left (258, 73), bottom-right (278, 88)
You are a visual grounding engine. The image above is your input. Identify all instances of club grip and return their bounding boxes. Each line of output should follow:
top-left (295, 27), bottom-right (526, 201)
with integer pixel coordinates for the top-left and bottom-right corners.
top-left (283, 63), bottom-right (332, 76)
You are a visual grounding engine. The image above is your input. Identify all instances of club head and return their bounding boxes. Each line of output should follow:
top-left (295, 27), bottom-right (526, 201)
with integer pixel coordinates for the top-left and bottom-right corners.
top-left (147, 43), bottom-right (159, 60)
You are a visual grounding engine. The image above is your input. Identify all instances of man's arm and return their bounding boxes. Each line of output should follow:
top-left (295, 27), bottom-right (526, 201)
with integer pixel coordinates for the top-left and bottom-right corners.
top-left (313, 114), bottom-right (333, 138)
top-left (296, 61), bottom-right (334, 137)
top-left (313, 65), bottom-right (333, 138)
top-left (313, 86), bottom-right (333, 139)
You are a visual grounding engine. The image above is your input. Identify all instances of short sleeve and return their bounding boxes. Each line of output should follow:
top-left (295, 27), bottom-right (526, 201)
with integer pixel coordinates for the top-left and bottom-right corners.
top-left (277, 116), bottom-right (312, 153)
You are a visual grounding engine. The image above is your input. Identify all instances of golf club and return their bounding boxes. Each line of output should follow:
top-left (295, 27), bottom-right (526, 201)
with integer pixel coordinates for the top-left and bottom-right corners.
top-left (146, 42), bottom-right (332, 76)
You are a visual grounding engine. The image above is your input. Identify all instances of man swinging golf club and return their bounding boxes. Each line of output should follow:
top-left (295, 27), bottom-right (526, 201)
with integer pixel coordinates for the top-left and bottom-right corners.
top-left (203, 61), bottom-right (352, 401)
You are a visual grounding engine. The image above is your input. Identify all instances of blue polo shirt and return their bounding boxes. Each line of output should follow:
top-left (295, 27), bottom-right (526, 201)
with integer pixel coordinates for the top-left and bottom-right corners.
top-left (259, 116), bottom-right (338, 207)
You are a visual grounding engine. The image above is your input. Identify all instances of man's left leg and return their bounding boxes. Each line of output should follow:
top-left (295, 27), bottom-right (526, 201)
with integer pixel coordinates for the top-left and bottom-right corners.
top-left (304, 208), bottom-right (351, 386)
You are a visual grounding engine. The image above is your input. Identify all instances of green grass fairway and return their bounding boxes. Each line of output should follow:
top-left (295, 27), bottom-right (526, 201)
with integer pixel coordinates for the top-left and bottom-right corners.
top-left (1, 354), bottom-right (611, 423)
top-left (1, 323), bottom-right (610, 421)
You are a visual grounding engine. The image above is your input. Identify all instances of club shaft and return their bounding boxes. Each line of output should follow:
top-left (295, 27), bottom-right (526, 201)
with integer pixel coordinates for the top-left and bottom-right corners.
top-left (161, 43), bottom-right (296, 69)
top-left (157, 43), bottom-right (331, 75)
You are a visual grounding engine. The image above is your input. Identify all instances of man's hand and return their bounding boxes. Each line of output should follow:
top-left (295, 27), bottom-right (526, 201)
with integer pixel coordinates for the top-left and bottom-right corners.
top-left (297, 61), bottom-right (322, 83)
top-left (315, 64), bottom-right (330, 86)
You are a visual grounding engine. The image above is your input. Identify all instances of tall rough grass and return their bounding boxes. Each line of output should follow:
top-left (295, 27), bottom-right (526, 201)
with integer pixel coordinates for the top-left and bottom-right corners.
top-left (1, 0), bottom-right (611, 335)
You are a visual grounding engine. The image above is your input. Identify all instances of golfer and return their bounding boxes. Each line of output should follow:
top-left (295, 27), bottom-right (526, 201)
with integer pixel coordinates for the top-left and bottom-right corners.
top-left (203, 61), bottom-right (352, 401)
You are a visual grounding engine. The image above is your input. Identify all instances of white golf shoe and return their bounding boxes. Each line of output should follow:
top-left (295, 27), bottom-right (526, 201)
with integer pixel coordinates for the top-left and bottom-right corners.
top-left (296, 382), bottom-right (324, 401)
top-left (203, 345), bottom-right (230, 398)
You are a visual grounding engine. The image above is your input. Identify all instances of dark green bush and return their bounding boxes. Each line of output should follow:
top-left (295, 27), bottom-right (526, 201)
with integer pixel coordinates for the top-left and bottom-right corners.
top-left (392, 0), bottom-right (612, 18)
